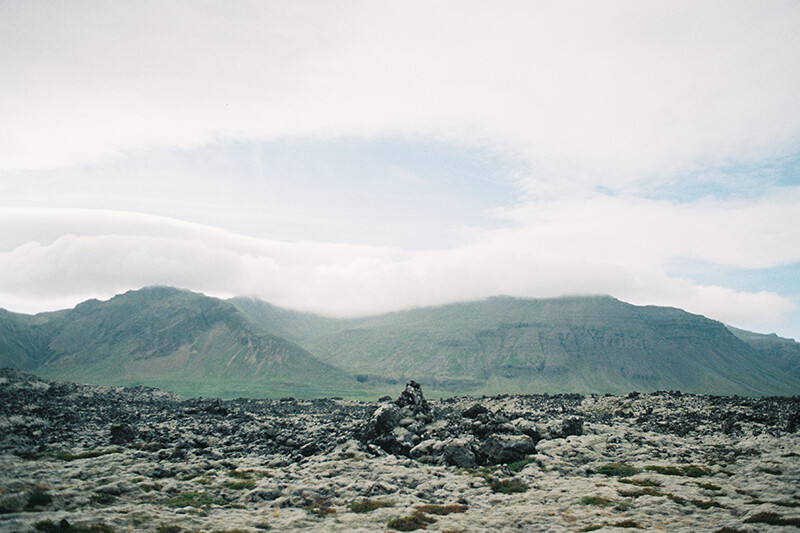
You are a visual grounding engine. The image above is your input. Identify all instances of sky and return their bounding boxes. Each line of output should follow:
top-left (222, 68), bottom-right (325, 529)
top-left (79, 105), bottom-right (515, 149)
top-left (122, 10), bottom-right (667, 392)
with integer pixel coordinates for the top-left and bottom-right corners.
top-left (2, 1), bottom-right (800, 340)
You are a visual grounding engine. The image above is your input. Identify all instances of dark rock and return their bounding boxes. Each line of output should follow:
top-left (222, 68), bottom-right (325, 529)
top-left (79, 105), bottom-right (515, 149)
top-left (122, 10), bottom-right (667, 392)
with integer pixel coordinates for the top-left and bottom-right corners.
top-left (395, 380), bottom-right (430, 415)
top-left (462, 403), bottom-right (489, 419)
top-left (545, 416), bottom-right (583, 439)
top-left (443, 438), bottom-right (477, 468)
top-left (204, 401), bottom-right (228, 416)
top-left (370, 403), bottom-right (402, 434)
top-left (787, 409), bottom-right (800, 433)
top-left (109, 423), bottom-right (136, 445)
top-left (299, 442), bottom-right (318, 456)
top-left (478, 434), bottom-right (536, 465)
top-left (512, 418), bottom-right (542, 442)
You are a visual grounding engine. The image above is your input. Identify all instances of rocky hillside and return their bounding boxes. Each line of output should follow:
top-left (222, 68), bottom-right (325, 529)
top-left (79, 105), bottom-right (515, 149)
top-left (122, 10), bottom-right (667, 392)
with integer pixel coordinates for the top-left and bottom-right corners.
top-left (1, 370), bottom-right (798, 532)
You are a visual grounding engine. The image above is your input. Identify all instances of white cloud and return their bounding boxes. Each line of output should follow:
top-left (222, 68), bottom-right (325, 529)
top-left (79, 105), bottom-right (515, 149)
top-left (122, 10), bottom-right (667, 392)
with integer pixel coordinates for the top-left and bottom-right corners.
top-left (0, 205), bottom-right (795, 338)
top-left (3, 1), bottom-right (800, 189)
top-left (2, 2), bottom-right (799, 340)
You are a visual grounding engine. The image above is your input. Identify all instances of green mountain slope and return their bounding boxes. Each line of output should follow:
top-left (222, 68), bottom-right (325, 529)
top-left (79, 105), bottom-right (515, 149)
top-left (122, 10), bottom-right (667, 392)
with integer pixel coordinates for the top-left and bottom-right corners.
top-left (9, 287), bottom-right (359, 398)
top-left (728, 327), bottom-right (800, 382)
top-left (2, 288), bottom-right (799, 397)
top-left (241, 295), bottom-right (800, 396)
top-left (0, 309), bottom-right (53, 370)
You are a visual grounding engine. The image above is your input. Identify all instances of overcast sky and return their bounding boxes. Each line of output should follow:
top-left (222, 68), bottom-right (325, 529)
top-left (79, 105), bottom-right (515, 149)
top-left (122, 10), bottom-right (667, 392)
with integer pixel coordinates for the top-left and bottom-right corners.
top-left (2, 1), bottom-right (800, 340)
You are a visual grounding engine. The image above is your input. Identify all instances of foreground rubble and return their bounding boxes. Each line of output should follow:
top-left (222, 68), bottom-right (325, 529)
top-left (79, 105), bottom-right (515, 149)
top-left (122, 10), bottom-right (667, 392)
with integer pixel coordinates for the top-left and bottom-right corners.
top-left (1, 368), bottom-right (799, 532)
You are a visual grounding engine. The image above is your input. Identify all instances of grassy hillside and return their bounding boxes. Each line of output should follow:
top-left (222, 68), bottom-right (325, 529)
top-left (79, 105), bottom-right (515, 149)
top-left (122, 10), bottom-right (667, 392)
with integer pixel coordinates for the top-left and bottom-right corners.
top-left (2, 288), bottom-right (799, 398)
top-left (26, 287), bottom-right (361, 398)
top-left (259, 296), bottom-right (800, 396)
top-left (0, 309), bottom-right (51, 370)
top-left (728, 326), bottom-right (800, 382)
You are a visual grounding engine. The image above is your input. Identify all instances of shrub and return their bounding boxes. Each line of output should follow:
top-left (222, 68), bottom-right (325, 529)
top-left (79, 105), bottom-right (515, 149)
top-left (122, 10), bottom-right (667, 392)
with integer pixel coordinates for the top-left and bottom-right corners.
top-left (619, 478), bottom-right (661, 487)
top-left (507, 456), bottom-right (537, 472)
top-left (26, 489), bottom-right (53, 509)
top-left (0, 496), bottom-right (22, 514)
top-left (618, 487), bottom-right (661, 498)
top-left (596, 463), bottom-right (638, 477)
top-left (416, 504), bottom-right (467, 515)
top-left (387, 511), bottom-right (437, 531)
top-left (689, 499), bottom-right (724, 510)
top-left (744, 512), bottom-right (800, 526)
top-left (581, 496), bottom-right (613, 506)
top-left (155, 526), bottom-right (186, 533)
top-left (227, 469), bottom-right (253, 479)
top-left (644, 465), bottom-right (682, 476)
top-left (91, 493), bottom-right (117, 505)
top-left (645, 464), bottom-right (711, 477)
top-left (138, 482), bottom-right (163, 492)
top-left (489, 478), bottom-right (528, 494)
top-left (226, 480), bottom-right (256, 490)
top-left (348, 499), bottom-right (394, 513)
top-left (682, 465), bottom-right (712, 477)
top-left (611, 520), bottom-right (641, 528)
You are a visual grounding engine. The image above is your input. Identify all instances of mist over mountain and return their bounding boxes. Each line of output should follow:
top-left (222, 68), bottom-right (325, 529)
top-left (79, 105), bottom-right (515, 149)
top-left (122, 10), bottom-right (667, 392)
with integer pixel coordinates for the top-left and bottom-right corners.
top-left (1, 287), bottom-right (799, 398)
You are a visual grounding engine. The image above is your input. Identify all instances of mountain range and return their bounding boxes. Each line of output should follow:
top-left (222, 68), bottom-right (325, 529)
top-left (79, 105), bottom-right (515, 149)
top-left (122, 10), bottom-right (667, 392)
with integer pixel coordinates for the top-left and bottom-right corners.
top-left (1, 286), bottom-right (798, 398)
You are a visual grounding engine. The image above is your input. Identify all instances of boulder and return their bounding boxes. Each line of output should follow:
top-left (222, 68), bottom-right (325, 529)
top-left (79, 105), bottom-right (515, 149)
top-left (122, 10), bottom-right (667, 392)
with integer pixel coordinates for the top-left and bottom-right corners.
top-left (512, 418), bottom-right (542, 442)
top-left (478, 434), bottom-right (536, 465)
top-left (544, 416), bottom-right (583, 439)
top-left (462, 403), bottom-right (489, 419)
top-left (109, 423), bottom-right (136, 445)
top-left (369, 403), bottom-right (402, 434)
top-left (443, 438), bottom-right (477, 468)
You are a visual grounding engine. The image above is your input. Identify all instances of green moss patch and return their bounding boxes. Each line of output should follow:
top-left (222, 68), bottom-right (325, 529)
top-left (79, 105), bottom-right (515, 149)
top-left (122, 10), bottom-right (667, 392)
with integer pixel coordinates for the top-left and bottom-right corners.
top-left (744, 511), bottom-right (800, 527)
top-left (507, 456), bottom-right (537, 473)
top-left (348, 499), bottom-right (394, 513)
top-left (416, 504), bottom-right (467, 515)
top-left (225, 480), bottom-right (256, 490)
top-left (619, 478), bottom-right (661, 487)
top-left (581, 496), bottom-right (614, 507)
top-left (387, 511), bottom-right (437, 531)
top-left (645, 464), bottom-right (711, 477)
top-left (489, 478), bottom-right (529, 494)
top-left (26, 489), bottom-right (53, 510)
top-left (596, 463), bottom-right (639, 477)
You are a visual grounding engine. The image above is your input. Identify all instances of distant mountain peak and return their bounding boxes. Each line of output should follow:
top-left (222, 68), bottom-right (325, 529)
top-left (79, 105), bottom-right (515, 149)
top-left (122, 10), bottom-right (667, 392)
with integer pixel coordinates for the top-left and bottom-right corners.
top-left (1, 286), bottom-right (798, 398)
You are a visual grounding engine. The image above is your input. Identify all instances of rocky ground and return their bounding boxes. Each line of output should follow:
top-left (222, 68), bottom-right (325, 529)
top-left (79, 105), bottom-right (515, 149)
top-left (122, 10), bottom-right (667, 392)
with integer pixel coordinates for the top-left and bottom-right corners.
top-left (1, 369), bottom-right (799, 533)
